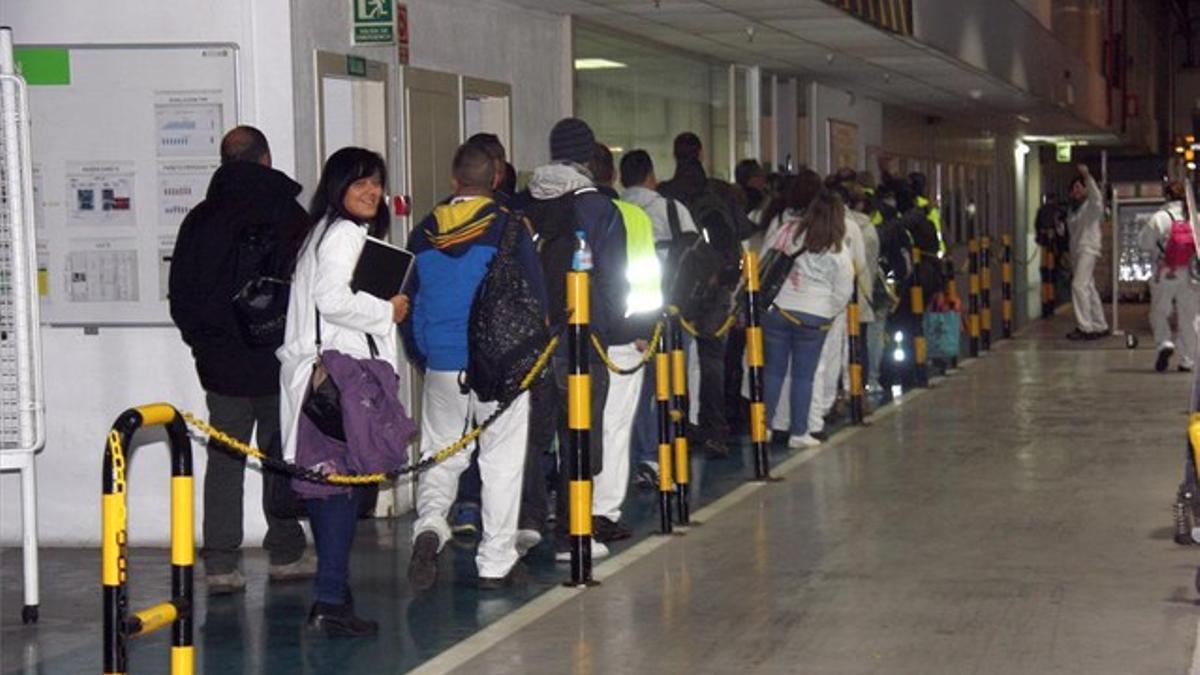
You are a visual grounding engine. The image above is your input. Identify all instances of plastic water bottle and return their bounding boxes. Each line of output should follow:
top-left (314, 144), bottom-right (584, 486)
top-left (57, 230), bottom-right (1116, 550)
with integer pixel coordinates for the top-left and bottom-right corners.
top-left (572, 229), bottom-right (593, 271)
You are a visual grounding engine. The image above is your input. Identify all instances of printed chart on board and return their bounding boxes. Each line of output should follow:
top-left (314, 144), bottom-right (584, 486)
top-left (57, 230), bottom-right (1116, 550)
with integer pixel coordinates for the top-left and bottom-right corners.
top-left (15, 44), bottom-right (237, 324)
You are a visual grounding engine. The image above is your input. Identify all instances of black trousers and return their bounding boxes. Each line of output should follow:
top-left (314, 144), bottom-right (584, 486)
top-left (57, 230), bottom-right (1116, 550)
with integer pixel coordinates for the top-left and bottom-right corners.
top-left (527, 354), bottom-right (608, 544)
top-left (202, 392), bottom-right (306, 574)
top-left (695, 333), bottom-right (729, 443)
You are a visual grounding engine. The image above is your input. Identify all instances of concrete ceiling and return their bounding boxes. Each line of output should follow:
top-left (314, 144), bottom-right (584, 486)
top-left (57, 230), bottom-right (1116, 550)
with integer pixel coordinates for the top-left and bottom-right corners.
top-left (507, 0), bottom-right (1106, 138)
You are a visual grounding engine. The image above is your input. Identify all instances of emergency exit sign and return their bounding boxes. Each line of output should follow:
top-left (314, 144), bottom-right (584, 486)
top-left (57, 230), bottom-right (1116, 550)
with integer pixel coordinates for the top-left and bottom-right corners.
top-left (353, 0), bottom-right (396, 45)
top-left (1056, 142), bottom-right (1073, 163)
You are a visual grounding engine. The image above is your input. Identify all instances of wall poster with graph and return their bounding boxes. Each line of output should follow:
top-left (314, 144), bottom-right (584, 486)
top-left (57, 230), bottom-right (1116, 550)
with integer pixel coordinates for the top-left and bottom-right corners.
top-left (15, 44), bottom-right (238, 324)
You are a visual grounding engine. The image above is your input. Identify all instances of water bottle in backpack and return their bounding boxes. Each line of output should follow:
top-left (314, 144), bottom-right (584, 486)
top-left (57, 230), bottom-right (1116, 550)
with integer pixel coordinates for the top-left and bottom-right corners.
top-left (572, 229), bottom-right (593, 271)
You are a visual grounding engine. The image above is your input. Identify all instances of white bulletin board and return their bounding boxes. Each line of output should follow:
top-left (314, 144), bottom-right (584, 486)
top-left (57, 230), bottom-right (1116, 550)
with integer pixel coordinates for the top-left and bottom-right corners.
top-left (17, 44), bottom-right (239, 325)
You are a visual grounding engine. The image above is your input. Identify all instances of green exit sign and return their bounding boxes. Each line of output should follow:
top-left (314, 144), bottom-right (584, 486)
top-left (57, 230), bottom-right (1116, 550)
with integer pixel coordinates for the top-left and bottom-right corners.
top-left (1056, 142), bottom-right (1072, 163)
top-left (353, 0), bottom-right (395, 45)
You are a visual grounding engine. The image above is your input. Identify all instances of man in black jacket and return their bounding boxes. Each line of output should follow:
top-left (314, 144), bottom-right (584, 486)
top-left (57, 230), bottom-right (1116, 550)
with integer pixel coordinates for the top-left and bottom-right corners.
top-left (168, 126), bottom-right (312, 594)
top-left (658, 132), bottom-right (756, 458)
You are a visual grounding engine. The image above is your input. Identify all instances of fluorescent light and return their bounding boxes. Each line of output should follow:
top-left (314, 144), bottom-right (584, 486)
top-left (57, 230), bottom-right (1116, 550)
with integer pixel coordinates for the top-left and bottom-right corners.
top-left (574, 58), bottom-right (627, 70)
top-left (1016, 114), bottom-right (1031, 124)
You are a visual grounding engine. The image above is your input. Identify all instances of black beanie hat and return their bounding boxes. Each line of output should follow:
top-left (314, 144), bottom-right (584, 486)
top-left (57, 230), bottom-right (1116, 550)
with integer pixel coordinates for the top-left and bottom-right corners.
top-left (550, 117), bottom-right (595, 166)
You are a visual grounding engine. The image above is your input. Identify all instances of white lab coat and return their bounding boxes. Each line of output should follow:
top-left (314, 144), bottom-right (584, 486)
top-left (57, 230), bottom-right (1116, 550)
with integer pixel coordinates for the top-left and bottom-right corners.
top-left (1066, 175), bottom-right (1108, 332)
top-left (277, 217), bottom-right (399, 462)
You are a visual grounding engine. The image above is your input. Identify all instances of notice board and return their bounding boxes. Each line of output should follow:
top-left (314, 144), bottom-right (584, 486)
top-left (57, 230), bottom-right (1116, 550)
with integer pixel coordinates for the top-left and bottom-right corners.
top-left (15, 44), bottom-right (239, 325)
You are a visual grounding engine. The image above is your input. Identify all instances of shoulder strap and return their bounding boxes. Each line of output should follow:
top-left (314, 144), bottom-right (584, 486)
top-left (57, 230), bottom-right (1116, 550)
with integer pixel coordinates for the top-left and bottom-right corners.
top-left (667, 199), bottom-right (682, 240)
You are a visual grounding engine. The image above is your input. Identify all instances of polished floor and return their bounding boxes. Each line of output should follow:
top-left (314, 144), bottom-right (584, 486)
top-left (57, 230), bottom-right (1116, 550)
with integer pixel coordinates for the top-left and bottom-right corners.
top-left (5, 306), bottom-right (1198, 674)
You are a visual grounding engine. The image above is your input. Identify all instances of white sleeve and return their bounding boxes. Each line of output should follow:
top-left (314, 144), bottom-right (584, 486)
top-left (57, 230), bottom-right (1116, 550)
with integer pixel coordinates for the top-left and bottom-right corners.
top-left (1082, 176), bottom-right (1105, 224)
top-left (1137, 211), bottom-right (1168, 254)
top-left (313, 221), bottom-right (395, 337)
top-left (831, 252), bottom-right (855, 309)
top-left (674, 200), bottom-right (699, 234)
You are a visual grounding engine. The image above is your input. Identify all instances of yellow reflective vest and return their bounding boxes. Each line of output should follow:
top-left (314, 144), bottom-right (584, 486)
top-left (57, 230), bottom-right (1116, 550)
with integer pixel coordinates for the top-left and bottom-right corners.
top-left (613, 199), bottom-right (663, 316)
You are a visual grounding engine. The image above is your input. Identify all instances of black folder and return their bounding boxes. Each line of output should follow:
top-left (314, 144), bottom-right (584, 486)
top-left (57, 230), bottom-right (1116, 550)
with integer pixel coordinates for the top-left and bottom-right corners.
top-left (351, 236), bottom-right (414, 300)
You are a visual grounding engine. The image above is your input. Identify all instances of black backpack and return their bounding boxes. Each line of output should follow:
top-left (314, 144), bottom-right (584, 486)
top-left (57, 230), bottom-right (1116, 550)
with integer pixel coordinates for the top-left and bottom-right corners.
top-left (466, 216), bottom-right (549, 403)
top-left (663, 198), bottom-right (727, 322)
top-left (230, 222), bottom-right (290, 347)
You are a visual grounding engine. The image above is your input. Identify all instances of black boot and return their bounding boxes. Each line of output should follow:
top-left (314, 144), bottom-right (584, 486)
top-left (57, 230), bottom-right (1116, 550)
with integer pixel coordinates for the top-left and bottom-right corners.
top-left (306, 602), bottom-right (378, 638)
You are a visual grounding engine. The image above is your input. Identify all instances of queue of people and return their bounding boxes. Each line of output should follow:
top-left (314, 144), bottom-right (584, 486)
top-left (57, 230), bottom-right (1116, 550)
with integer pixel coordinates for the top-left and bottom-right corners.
top-left (169, 120), bottom-right (956, 639)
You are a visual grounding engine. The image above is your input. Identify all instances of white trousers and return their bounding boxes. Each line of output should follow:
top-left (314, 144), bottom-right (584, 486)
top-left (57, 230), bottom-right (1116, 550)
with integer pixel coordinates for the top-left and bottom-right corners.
top-left (593, 343), bottom-right (645, 522)
top-left (413, 370), bottom-right (529, 578)
top-left (1151, 272), bottom-right (1200, 364)
top-left (808, 313), bottom-right (848, 434)
top-left (1071, 251), bottom-right (1108, 333)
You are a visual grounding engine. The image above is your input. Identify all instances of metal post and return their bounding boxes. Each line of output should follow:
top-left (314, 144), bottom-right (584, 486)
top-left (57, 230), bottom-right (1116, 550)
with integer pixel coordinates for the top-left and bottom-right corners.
top-left (565, 271), bottom-right (595, 587)
top-left (744, 252), bottom-right (771, 480)
top-left (1002, 235), bottom-right (1014, 338)
top-left (848, 278), bottom-right (865, 424)
top-left (670, 313), bottom-right (691, 525)
top-left (981, 235), bottom-right (993, 351)
top-left (969, 238), bottom-right (981, 356)
top-left (655, 312), bottom-right (674, 535)
top-left (911, 248), bottom-right (929, 387)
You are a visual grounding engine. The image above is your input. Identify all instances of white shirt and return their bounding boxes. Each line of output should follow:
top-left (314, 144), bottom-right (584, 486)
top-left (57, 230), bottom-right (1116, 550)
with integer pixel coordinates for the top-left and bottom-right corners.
top-left (1067, 175), bottom-right (1104, 257)
top-left (621, 185), bottom-right (698, 257)
top-left (277, 217), bottom-right (399, 461)
top-left (1138, 200), bottom-right (1187, 255)
top-left (849, 209), bottom-right (878, 323)
top-left (762, 210), bottom-right (855, 320)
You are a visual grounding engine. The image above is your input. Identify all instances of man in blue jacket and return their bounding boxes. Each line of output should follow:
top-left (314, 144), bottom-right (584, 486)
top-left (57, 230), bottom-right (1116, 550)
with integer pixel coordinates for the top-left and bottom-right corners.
top-left (406, 143), bottom-right (545, 590)
top-left (514, 118), bottom-right (629, 561)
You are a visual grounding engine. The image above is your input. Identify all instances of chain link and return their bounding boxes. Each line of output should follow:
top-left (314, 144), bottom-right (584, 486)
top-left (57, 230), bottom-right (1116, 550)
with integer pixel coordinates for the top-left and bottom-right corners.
top-left (181, 329), bottom-right (562, 486)
top-left (589, 320), bottom-right (664, 375)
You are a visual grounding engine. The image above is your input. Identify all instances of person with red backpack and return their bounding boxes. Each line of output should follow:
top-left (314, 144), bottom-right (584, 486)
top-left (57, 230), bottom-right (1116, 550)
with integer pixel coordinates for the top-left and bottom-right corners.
top-left (1138, 180), bottom-right (1199, 372)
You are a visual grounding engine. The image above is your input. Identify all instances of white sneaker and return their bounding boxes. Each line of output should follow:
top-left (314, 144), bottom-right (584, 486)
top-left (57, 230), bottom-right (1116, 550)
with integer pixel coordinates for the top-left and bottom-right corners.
top-left (554, 540), bottom-right (610, 562)
top-left (788, 434), bottom-right (822, 449)
top-left (516, 529), bottom-right (542, 557)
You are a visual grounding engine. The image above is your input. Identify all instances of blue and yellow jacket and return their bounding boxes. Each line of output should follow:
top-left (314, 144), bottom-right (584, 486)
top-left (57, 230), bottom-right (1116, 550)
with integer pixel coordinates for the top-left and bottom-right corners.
top-left (406, 196), bottom-right (545, 372)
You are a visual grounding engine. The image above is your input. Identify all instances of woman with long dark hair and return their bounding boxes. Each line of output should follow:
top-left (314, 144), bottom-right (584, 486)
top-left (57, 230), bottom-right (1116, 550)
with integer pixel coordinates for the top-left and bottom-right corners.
top-left (760, 183), bottom-right (854, 448)
top-left (277, 147), bottom-right (409, 636)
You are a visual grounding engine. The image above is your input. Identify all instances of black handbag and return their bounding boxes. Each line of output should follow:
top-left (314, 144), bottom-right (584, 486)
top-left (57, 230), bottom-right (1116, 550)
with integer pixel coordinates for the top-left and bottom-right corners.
top-left (265, 470), bottom-right (307, 519)
top-left (301, 308), bottom-right (381, 442)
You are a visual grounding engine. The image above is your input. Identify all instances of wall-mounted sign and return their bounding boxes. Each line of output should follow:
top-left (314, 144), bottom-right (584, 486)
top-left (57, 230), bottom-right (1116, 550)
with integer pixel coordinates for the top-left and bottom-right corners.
top-left (823, 0), bottom-right (913, 36)
top-left (1056, 142), bottom-right (1072, 163)
top-left (828, 119), bottom-right (859, 172)
top-left (352, 0), bottom-right (396, 46)
top-left (397, 3), bottom-right (410, 64)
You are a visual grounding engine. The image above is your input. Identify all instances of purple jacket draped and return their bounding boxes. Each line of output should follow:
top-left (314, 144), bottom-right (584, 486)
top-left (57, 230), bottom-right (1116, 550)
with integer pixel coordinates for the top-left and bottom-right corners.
top-left (292, 349), bottom-right (417, 499)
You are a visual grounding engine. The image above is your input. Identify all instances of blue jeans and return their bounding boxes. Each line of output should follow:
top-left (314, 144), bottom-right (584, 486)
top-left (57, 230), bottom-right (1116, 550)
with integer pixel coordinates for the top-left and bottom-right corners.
top-left (306, 491), bottom-right (362, 605)
top-left (762, 310), bottom-right (830, 437)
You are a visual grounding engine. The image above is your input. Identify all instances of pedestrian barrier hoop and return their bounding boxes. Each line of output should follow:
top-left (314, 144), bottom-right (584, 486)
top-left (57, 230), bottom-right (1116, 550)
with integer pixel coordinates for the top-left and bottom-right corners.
top-left (102, 404), bottom-right (195, 675)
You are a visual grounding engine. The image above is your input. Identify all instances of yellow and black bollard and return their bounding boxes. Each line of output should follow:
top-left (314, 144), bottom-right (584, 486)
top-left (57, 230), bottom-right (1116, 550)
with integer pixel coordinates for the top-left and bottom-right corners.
top-left (670, 312), bottom-right (691, 525)
top-left (981, 235), bottom-right (993, 351)
top-left (103, 404), bottom-right (194, 675)
top-left (565, 270), bottom-right (596, 587)
top-left (655, 311), bottom-right (675, 534)
top-left (968, 238), bottom-right (981, 357)
top-left (744, 251), bottom-right (772, 480)
top-left (1002, 235), bottom-right (1014, 339)
top-left (910, 248), bottom-right (929, 387)
top-left (1040, 248), bottom-right (1055, 318)
top-left (847, 276), bottom-right (866, 425)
